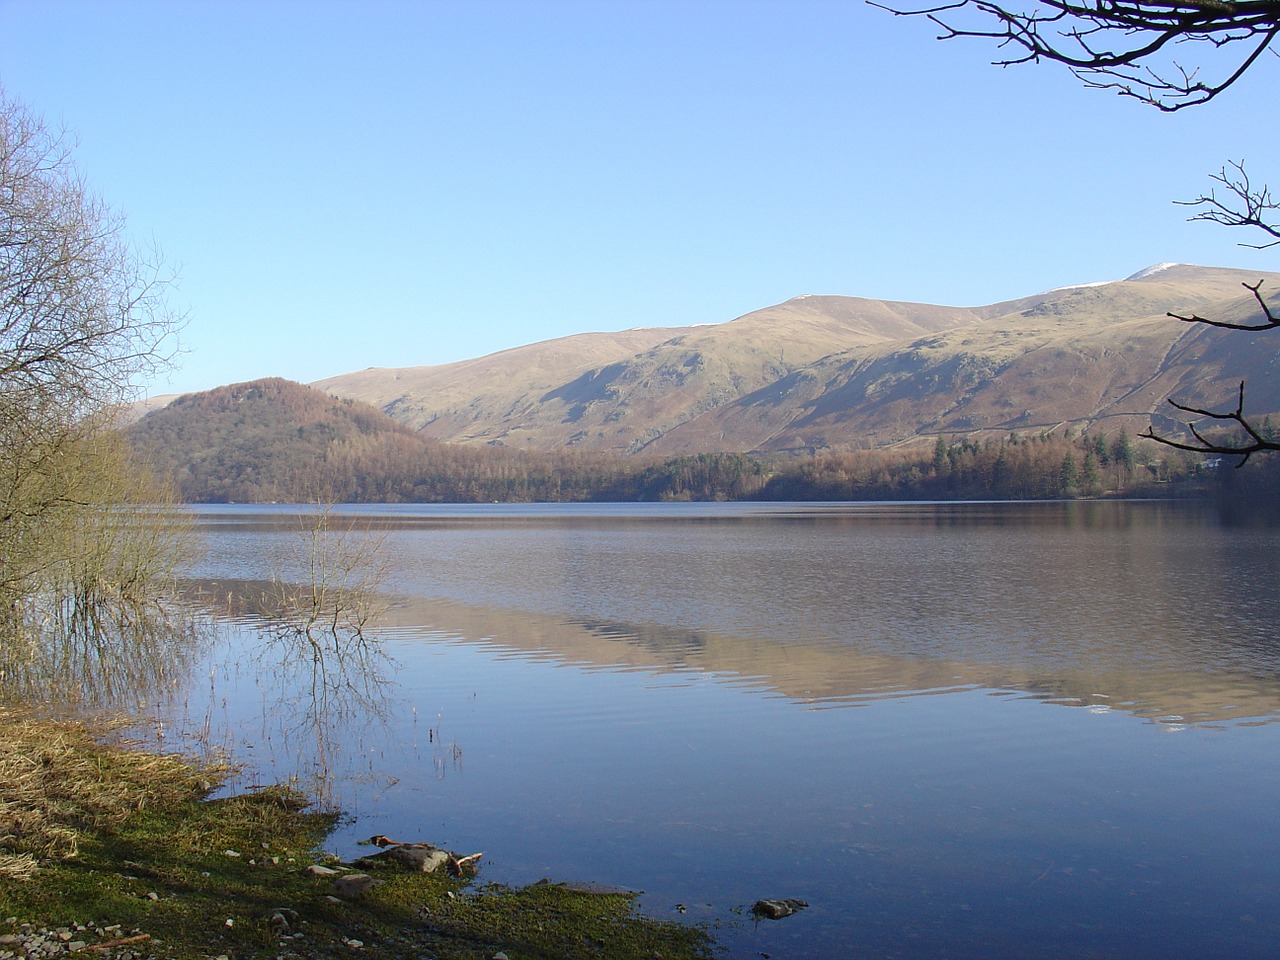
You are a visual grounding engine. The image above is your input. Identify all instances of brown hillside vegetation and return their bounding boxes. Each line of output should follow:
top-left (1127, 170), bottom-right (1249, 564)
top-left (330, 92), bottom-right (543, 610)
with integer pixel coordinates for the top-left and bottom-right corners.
top-left (124, 377), bottom-right (1240, 504)
top-left (127, 378), bottom-right (653, 503)
top-left (127, 378), bottom-right (416, 501)
top-left (312, 264), bottom-right (1280, 456)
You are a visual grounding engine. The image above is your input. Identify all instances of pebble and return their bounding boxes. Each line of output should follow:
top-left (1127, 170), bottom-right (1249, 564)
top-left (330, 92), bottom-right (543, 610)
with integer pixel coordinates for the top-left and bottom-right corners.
top-left (0, 923), bottom-right (147, 959)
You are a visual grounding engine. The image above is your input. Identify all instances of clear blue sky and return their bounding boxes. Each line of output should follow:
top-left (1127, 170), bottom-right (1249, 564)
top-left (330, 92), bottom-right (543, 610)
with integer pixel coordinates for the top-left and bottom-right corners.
top-left (2, 0), bottom-right (1277, 398)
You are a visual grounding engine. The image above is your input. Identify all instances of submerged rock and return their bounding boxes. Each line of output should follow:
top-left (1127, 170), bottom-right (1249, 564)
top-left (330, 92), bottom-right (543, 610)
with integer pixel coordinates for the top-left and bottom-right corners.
top-left (751, 898), bottom-right (809, 920)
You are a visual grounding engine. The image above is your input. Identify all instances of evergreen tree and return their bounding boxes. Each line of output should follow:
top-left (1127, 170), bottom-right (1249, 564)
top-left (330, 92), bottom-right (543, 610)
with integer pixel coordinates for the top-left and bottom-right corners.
top-left (1060, 453), bottom-right (1079, 493)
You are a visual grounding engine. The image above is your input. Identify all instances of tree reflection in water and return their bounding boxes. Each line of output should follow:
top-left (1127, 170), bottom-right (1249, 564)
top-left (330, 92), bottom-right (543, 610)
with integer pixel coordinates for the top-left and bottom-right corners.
top-left (187, 508), bottom-right (396, 807)
top-left (0, 594), bottom-right (206, 714)
top-left (0, 505), bottom-right (206, 714)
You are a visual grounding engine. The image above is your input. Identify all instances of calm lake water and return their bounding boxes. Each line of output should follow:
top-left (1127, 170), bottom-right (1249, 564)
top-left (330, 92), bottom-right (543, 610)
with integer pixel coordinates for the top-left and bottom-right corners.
top-left (168, 500), bottom-right (1280, 959)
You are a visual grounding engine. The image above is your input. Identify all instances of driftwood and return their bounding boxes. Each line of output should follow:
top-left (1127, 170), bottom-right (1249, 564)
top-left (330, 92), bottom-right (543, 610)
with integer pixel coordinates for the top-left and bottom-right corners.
top-left (366, 834), bottom-right (409, 847)
top-left (448, 852), bottom-right (484, 875)
top-left (81, 934), bottom-right (152, 952)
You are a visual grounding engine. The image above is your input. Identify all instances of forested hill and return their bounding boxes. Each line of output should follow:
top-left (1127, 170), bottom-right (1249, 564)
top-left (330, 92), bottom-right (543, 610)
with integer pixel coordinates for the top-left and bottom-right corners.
top-left (126, 378), bottom-right (415, 502)
top-left (126, 378), bottom-right (664, 503)
top-left (125, 377), bottom-right (1250, 504)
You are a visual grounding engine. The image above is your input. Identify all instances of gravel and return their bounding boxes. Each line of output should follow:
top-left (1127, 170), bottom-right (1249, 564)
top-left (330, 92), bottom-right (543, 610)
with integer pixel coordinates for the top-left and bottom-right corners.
top-left (0, 921), bottom-right (173, 960)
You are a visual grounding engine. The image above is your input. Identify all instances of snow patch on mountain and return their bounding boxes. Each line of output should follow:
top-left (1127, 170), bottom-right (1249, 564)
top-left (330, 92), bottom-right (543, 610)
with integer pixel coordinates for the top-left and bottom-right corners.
top-left (1126, 262), bottom-right (1184, 281)
top-left (1037, 262), bottom-right (1186, 295)
top-left (1042, 279), bottom-right (1114, 294)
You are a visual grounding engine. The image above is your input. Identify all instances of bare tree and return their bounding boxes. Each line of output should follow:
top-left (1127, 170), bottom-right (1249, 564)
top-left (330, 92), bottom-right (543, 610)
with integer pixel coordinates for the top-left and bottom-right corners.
top-left (0, 88), bottom-right (189, 681)
top-left (874, 0), bottom-right (1280, 111)
top-left (261, 503), bottom-right (391, 721)
top-left (1, 95), bottom-right (180, 420)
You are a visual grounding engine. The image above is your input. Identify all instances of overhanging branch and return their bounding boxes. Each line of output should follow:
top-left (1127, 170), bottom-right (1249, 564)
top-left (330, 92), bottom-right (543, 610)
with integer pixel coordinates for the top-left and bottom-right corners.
top-left (1142, 382), bottom-right (1280, 464)
top-left (1168, 279), bottom-right (1280, 330)
top-left (872, 0), bottom-right (1280, 109)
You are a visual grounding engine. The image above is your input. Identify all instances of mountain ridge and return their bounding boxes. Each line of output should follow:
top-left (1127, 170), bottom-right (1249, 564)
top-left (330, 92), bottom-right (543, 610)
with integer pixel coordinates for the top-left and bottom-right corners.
top-left (306, 263), bottom-right (1280, 455)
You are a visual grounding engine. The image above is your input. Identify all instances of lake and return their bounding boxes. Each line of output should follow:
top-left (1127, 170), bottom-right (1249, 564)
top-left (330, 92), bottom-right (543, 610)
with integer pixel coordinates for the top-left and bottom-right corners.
top-left (166, 500), bottom-right (1280, 959)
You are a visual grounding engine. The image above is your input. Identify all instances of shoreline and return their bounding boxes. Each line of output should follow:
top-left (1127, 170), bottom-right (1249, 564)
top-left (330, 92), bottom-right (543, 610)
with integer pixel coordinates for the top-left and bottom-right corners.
top-left (0, 710), bottom-right (712, 960)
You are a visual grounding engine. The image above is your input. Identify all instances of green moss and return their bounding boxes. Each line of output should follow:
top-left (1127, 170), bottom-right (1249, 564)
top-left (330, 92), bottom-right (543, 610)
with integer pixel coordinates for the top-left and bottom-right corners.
top-left (0, 725), bottom-right (713, 960)
top-left (2, 786), bottom-right (339, 957)
top-left (411, 880), bottom-right (712, 959)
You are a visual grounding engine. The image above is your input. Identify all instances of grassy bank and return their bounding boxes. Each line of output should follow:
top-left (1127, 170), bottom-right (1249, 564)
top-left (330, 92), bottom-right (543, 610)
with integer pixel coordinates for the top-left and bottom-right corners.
top-left (0, 709), bottom-right (712, 960)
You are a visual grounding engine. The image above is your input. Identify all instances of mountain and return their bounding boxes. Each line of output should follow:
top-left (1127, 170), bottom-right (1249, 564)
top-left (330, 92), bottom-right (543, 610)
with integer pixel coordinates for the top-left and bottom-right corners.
top-left (312, 264), bottom-right (1280, 455)
top-left (314, 293), bottom-right (979, 454)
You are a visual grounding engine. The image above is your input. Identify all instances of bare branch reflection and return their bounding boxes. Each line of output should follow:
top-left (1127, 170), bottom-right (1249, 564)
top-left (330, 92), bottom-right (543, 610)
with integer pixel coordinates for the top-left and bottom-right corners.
top-left (0, 505), bottom-right (206, 713)
top-left (184, 508), bottom-right (397, 805)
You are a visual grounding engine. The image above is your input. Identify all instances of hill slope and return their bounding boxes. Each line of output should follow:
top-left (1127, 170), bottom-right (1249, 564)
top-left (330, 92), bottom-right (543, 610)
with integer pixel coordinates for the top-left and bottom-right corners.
top-left (313, 292), bottom-right (977, 453)
top-left (314, 264), bottom-right (1280, 455)
top-left (127, 378), bottom-right (424, 501)
top-left (126, 378), bottom-right (704, 503)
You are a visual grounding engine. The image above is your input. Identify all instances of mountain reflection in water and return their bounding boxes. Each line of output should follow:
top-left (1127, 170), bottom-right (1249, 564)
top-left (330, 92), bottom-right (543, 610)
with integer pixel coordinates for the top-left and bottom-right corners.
top-left (171, 501), bottom-right (1280, 960)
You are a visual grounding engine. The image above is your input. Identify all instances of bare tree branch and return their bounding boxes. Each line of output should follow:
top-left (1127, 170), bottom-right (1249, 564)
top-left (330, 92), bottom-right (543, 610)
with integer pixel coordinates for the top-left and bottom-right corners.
top-left (1142, 382), bottom-right (1280, 464)
top-left (872, 0), bottom-right (1280, 109)
top-left (1145, 167), bottom-right (1280, 460)
top-left (1168, 279), bottom-right (1280, 330)
top-left (1176, 161), bottom-right (1280, 248)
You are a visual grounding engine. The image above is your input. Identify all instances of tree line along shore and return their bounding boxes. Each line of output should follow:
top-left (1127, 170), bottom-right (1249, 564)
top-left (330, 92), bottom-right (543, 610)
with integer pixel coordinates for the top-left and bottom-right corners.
top-left (127, 387), bottom-right (1271, 505)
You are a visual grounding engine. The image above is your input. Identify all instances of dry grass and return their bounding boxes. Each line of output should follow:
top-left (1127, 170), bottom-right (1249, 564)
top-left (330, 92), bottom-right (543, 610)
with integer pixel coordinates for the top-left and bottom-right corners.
top-left (0, 707), bottom-right (223, 880)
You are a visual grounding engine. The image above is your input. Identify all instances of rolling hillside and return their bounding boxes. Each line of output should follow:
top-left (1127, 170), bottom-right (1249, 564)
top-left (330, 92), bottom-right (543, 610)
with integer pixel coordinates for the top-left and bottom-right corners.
top-left (314, 263), bottom-right (1280, 455)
